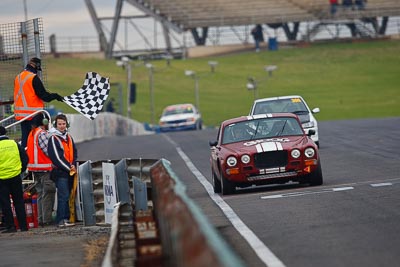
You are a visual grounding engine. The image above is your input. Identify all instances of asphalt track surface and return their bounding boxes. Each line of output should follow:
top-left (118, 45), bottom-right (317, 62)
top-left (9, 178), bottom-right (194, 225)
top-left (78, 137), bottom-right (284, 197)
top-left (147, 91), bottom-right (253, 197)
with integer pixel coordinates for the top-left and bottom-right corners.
top-left (2, 117), bottom-right (399, 267)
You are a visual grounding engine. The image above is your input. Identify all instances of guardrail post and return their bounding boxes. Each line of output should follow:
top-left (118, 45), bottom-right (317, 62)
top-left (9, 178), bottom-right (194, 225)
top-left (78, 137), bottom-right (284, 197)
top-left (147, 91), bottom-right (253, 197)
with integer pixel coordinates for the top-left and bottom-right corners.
top-left (133, 177), bottom-right (148, 211)
top-left (79, 161), bottom-right (96, 226)
top-left (115, 159), bottom-right (131, 205)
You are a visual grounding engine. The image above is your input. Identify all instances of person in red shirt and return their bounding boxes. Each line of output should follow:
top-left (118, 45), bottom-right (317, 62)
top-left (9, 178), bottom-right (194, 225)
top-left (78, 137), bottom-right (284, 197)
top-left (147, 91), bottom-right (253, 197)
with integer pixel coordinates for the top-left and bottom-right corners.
top-left (330, 0), bottom-right (339, 15)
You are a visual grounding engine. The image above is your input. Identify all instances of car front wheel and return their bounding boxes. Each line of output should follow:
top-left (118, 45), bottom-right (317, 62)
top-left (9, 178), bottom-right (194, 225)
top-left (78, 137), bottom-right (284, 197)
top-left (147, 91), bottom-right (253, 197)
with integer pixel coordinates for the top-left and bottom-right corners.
top-left (212, 170), bottom-right (221, 193)
top-left (308, 160), bottom-right (323, 186)
top-left (220, 169), bottom-right (236, 195)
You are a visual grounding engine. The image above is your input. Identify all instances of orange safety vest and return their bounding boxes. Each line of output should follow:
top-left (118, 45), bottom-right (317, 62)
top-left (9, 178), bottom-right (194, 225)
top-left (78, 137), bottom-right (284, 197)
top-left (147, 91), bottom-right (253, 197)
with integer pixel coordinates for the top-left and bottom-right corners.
top-left (54, 135), bottom-right (74, 165)
top-left (27, 127), bottom-right (52, 171)
top-left (14, 70), bottom-right (45, 120)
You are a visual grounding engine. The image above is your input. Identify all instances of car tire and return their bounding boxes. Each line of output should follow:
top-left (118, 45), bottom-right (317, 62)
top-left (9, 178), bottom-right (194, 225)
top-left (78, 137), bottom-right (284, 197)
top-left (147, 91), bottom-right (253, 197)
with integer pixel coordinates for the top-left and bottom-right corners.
top-left (212, 170), bottom-right (221, 193)
top-left (220, 169), bottom-right (236, 195)
top-left (308, 160), bottom-right (323, 186)
top-left (196, 120), bottom-right (202, 130)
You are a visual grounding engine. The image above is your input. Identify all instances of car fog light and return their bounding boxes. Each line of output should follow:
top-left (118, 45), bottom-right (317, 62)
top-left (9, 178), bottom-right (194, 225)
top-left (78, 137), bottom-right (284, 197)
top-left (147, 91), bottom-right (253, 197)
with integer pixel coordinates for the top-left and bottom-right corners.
top-left (227, 168), bottom-right (240, 175)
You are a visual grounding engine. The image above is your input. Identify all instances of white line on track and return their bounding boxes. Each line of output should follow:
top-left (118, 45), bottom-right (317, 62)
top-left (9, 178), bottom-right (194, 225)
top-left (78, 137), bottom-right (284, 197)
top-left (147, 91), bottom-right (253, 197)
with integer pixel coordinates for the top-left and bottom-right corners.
top-left (370, 182), bottom-right (393, 187)
top-left (259, 179), bottom-right (400, 200)
top-left (260, 186), bottom-right (354, 199)
top-left (163, 135), bottom-right (285, 267)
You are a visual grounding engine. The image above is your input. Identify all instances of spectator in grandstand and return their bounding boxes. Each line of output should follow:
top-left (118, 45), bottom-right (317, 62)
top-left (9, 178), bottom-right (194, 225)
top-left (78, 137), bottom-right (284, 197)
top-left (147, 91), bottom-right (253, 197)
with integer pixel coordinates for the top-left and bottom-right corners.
top-left (342, 0), bottom-right (354, 10)
top-left (330, 0), bottom-right (339, 15)
top-left (47, 114), bottom-right (77, 227)
top-left (14, 57), bottom-right (64, 148)
top-left (355, 0), bottom-right (366, 10)
top-left (0, 126), bottom-right (29, 233)
top-left (251, 24), bottom-right (264, 52)
top-left (26, 113), bottom-right (56, 227)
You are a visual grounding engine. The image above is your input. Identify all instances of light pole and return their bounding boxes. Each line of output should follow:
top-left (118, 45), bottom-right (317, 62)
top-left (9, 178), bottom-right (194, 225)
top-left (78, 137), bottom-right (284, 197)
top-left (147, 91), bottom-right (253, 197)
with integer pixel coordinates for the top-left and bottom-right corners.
top-left (246, 65), bottom-right (277, 100)
top-left (246, 77), bottom-right (258, 99)
top-left (116, 56), bottom-right (132, 118)
top-left (23, 0), bottom-right (28, 20)
top-left (265, 65), bottom-right (277, 76)
top-left (208, 61), bottom-right (218, 73)
top-left (163, 54), bottom-right (173, 67)
top-left (145, 63), bottom-right (155, 125)
top-left (185, 70), bottom-right (199, 109)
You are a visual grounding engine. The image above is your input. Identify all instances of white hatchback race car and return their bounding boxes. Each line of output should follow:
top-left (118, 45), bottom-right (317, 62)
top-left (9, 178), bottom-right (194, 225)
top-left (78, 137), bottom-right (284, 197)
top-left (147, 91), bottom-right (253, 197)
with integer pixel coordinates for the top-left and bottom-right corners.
top-left (159, 103), bottom-right (202, 132)
top-left (249, 95), bottom-right (320, 147)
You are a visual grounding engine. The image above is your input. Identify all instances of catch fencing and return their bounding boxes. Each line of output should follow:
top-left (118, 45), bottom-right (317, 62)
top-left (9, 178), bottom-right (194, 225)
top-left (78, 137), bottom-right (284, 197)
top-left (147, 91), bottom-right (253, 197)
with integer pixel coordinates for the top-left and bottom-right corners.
top-left (0, 18), bottom-right (47, 141)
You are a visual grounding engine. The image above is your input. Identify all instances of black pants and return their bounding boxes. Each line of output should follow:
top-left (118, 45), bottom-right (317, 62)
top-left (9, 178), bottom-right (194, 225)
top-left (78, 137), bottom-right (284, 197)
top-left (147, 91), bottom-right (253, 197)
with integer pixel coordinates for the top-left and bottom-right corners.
top-left (0, 175), bottom-right (27, 230)
top-left (20, 119), bottom-right (34, 149)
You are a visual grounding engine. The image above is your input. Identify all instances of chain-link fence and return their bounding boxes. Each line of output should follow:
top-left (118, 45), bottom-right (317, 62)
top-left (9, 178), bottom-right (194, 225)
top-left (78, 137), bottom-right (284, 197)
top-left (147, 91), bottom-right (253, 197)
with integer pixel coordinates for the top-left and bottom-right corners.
top-left (0, 18), bottom-right (47, 142)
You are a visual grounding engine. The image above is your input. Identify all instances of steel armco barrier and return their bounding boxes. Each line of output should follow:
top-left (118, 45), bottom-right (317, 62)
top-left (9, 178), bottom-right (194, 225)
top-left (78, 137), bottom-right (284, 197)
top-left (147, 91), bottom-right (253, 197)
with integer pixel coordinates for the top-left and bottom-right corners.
top-left (86, 158), bottom-right (244, 267)
top-left (102, 202), bottom-right (136, 267)
top-left (79, 158), bottom-right (158, 226)
top-left (150, 159), bottom-right (245, 267)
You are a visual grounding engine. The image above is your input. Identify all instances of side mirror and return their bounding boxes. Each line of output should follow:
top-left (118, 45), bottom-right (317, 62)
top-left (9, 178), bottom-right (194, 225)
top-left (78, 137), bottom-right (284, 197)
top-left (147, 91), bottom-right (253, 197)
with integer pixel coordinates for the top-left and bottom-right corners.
top-left (209, 140), bottom-right (218, 147)
top-left (312, 107), bottom-right (320, 114)
top-left (308, 129), bottom-right (316, 136)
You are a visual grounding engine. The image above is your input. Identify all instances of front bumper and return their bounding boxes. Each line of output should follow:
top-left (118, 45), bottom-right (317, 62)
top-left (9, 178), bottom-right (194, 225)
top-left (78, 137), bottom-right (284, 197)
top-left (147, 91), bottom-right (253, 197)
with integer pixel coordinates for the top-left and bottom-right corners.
top-left (159, 123), bottom-right (197, 132)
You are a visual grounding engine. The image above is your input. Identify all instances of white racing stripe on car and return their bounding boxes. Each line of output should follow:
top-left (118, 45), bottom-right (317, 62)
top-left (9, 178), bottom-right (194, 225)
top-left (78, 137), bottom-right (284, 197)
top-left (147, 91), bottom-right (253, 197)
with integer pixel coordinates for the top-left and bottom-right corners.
top-left (163, 135), bottom-right (286, 267)
top-left (276, 142), bottom-right (283, 150)
top-left (262, 142), bottom-right (276, 152)
top-left (256, 144), bottom-right (263, 153)
top-left (257, 141), bottom-right (283, 152)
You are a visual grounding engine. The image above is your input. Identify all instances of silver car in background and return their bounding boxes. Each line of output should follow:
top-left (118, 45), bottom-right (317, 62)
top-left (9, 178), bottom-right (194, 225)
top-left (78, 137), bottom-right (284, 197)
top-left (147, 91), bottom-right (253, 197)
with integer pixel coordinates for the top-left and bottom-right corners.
top-left (249, 95), bottom-right (320, 147)
top-left (159, 103), bottom-right (202, 132)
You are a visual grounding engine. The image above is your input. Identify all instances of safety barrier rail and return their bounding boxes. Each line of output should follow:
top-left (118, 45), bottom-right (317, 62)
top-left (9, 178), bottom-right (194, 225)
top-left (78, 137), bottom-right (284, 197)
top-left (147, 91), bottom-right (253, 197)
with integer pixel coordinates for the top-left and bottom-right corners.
top-left (99, 158), bottom-right (244, 266)
top-left (79, 158), bottom-right (157, 226)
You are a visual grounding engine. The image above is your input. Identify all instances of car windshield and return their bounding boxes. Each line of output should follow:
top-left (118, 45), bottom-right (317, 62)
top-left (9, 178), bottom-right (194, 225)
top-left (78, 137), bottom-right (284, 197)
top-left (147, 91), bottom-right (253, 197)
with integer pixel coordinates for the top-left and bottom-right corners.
top-left (253, 98), bottom-right (308, 115)
top-left (163, 105), bottom-right (195, 116)
top-left (222, 117), bottom-right (304, 144)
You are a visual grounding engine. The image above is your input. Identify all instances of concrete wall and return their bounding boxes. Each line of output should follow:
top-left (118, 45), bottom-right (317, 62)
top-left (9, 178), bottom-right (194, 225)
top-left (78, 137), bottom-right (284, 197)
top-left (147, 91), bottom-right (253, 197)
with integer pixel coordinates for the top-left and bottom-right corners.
top-left (65, 112), bottom-right (152, 143)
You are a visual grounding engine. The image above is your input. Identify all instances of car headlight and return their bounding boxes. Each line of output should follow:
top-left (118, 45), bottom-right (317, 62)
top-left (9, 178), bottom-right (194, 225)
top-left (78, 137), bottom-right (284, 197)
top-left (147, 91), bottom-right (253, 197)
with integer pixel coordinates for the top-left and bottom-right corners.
top-left (302, 121), bottom-right (315, 128)
top-left (241, 154), bottom-right (250, 164)
top-left (304, 148), bottom-right (315, 158)
top-left (227, 156), bottom-right (237, 167)
top-left (291, 149), bottom-right (301, 159)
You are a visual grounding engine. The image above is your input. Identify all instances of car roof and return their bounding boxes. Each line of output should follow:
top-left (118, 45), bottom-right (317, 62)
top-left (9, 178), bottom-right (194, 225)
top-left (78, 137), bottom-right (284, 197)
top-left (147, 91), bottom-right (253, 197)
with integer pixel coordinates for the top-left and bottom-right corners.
top-left (163, 103), bottom-right (195, 110)
top-left (253, 95), bottom-right (304, 103)
top-left (221, 113), bottom-right (299, 127)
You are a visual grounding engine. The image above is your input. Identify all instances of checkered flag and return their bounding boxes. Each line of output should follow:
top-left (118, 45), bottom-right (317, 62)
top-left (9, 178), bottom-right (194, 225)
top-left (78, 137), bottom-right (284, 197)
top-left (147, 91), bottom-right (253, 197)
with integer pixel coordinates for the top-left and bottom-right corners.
top-left (63, 72), bottom-right (110, 120)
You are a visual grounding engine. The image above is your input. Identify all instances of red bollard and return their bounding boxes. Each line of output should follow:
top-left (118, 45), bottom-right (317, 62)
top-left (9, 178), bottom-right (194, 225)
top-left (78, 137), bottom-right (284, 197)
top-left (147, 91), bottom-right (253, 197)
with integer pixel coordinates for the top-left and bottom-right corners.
top-left (31, 194), bottom-right (39, 228)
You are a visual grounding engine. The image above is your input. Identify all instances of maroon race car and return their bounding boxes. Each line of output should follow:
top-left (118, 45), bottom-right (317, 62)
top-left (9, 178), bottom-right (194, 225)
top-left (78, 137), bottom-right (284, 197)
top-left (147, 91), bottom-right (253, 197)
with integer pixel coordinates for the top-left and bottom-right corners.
top-left (209, 113), bottom-right (323, 195)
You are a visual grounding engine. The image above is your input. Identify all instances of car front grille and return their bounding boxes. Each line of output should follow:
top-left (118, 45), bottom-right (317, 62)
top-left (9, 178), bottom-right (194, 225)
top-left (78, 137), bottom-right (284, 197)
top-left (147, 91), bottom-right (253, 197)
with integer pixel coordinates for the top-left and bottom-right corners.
top-left (247, 171), bottom-right (298, 181)
top-left (254, 151), bottom-right (288, 169)
top-left (166, 119), bottom-right (187, 124)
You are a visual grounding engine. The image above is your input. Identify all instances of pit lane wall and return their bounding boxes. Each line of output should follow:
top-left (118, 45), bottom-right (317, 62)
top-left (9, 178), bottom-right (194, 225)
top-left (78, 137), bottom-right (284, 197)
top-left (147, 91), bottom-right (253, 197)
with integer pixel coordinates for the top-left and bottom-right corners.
top-left (65, 112), bottom-right (152, 143)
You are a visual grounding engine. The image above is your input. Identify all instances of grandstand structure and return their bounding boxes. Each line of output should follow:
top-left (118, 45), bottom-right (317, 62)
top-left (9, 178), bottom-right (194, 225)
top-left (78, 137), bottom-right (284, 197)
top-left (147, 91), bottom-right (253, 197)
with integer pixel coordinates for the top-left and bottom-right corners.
top-left (84, 0), bottom-right (400, 58)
